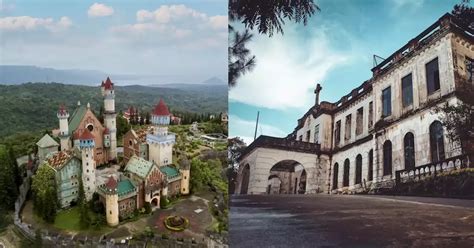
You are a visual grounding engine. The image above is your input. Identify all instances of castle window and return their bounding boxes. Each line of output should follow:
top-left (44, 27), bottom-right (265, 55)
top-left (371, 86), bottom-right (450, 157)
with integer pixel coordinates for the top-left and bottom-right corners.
top-left (368, 102), bottom-right (373, 128)
top-left (426, 57), bottom-right (440, 94)
top-left (429, 121), bottom-right (445, 163)
top-left (344, 114), bottom-right (352, 141)
top-left (305, 130), bottom-right (311, 142)
top-left (314, 124), bottom-right (320, 144)
top-left (404, 132), bottom-right (415, 170)
top-left (382, 87), bottom-right (391, 117)
top-left (335, 120), bottom-right (341, 145)
top-left (402, 73), bottom-right (413, 107)
top-left (298, 135), bottom-right (303, 141)
top-left (368, 149), bottom-right (373, 181)
top-left (355, 154), bottom-right (362, 184)
top-left (356, 107), bottom-right (363, 135)
top-left (87, 169), bottom-right (89, 173)
top-left (332, 163), bottom-right (339, 190)
top-left (184, 176), bottom-right (187, 179)
top-left (109, 211), bottom-right (112, 215)
top-left (343, 159), bottom-right (350, 187)
top-left (383, 140), bottom-right (392, 176)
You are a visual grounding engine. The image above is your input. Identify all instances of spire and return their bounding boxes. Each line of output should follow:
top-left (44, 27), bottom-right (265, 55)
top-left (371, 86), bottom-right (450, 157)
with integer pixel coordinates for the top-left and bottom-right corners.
top-left (105, 176), bottom-right (117, 190)
top-left (103, 77), bottom-right (114, 90)
top-left (314, 83), bottom-right (322, 106)
top-left (57, 104), bottom-right (68, 116)
top-left (152, 98), bottom-right (170, 116)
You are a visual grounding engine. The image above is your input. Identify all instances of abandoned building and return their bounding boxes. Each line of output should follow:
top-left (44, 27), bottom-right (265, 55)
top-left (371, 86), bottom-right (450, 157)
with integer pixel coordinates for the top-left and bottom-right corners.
top-left (235, 13), bottom-right (474, 195)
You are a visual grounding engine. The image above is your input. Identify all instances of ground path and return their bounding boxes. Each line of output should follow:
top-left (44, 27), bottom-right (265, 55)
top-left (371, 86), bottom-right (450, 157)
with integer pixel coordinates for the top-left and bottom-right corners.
top-left (230, 194), bottom-right (474, 248)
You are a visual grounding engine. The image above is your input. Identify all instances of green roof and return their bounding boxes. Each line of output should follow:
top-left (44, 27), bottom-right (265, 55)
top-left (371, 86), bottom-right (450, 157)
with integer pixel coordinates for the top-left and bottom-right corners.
top-left (36, 134), bottom-right (59, 148)
top-left (125, 156), bottom-right (155, 179)
top-left (159, 165), bottom-right (180, 179)
top-left (68, 105), bottom-right (87, 132)
top-left (117, 179), bottom-right (136, 197)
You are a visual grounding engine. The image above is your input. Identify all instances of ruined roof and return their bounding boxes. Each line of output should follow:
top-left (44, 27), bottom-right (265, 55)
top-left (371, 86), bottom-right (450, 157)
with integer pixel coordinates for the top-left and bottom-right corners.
top-left (159, 165), bottom-right (180, 179)
top-left (152, 99), bottom-right (170, 116)
top-left (45, 150), bottom-right (75, 170)
top-left (238, 135), bottom-right (324, 162)
top-left (36, 134), bottom-right (59, 148)
top-left (125, 155), bottom-right (155, 179)
top-left (68, 105), bottom-right (87, 132)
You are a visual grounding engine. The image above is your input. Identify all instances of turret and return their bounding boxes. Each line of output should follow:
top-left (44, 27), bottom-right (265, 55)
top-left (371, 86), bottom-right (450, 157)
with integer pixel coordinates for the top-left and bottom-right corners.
top-left (146, 99), bottom-right (175, 166)
top-left (102, 77), bottom-right (117, 161)
top-left (57, 104), bottom-right (70, 151)
top-left (179, 156), bottom-right (190, 195)
top-left (103, 176), bottom-right (119, 227)
top-left (79, 129), bottom-right (96, 201)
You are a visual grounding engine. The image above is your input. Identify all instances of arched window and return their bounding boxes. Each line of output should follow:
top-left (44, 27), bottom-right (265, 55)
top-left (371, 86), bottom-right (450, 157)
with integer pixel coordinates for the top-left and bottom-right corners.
top-left (368, 149), bottom-right (373, 181)
top-left (332, 163), bottom-right (339, 190)
top-left (343, 159), bottom-right (350, 187)
top-left (240, 164), bottom-right (250, 194)
top-left (383, 140), bottom-right (392, 176)
top-left (404, 132), bottom-right (415, 170)
top-left (355, 155), bottom-right (362, 184)
top-left (429, 121), bottom-right (445, 163)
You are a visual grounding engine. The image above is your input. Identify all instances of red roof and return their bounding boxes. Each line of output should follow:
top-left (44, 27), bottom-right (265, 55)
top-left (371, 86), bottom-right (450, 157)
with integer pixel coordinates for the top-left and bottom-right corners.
top-left (73, 131), bottom-right (81, 140)
top-left (79, 128), bottom-right (95, 140)
top-left (105, 176), bottom-right (117, 190)
top-left (103, 77), bottom-right (114, 90)
top-left (58, 104), bottom-right (68, 115)
top-left (152, 99), bottom-right (170, 116)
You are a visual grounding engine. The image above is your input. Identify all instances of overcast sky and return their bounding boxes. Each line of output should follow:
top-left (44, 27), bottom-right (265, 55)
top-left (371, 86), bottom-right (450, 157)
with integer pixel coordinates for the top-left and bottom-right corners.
top-left (229, 0), bottom-right (463, 145)
top-left (0, 0), bottom-right (227, 83)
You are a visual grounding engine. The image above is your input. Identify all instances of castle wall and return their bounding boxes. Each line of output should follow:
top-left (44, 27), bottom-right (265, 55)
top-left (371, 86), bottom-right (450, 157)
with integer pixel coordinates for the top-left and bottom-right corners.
top-left (55, 158), bottom-right (81, 208)
top-left (75, 109), bottom-right (107, 164)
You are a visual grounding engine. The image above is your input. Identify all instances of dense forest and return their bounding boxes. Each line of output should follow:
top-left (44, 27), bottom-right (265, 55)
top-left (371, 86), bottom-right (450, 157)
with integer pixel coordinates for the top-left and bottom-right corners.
top-left (0, 82), bottom-right (227, 138)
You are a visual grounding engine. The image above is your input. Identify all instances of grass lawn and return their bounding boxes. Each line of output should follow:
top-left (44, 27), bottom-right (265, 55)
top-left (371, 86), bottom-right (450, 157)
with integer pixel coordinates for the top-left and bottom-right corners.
top-left (54, 207), bottom-right (82, 231)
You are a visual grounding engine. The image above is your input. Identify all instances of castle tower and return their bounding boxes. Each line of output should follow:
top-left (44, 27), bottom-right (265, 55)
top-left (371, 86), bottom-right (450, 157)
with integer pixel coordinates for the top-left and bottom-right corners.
top-left (179, 157), bottom-right (190, 195)
top-left (146, 99), bottom-right (175, 166)
top-left (102, 77), bottom-right (117, 161)
top-left (79, 129), bottom-right (96, 201)
top-left (57, 104), bottom-right (70, 151)
top-left (103, 176), bottom-right (119, 227)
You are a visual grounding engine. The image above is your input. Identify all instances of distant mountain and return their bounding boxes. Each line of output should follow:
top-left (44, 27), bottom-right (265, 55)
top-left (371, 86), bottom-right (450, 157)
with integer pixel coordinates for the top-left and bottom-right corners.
top-left (0, 82), bottom-right (227, 138)
top-left (201, 77), bottom-right (225, 85)
top-left (0, 65), bottom-right (108, 85)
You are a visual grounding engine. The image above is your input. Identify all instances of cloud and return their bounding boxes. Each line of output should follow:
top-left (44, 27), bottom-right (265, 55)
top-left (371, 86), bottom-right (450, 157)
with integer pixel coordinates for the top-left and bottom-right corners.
top-left (88, 3), bottom-right (114, 17)
top-left (0, 2), bottom-right (15, 12)
top-left (0, 16), bottom-right (72, 32)
top-left (391, 0), bottom-right (424, 12)
top-left (209, 15), bottom-right (227, 30)
top-left (229, 114), bottom-right (288, 145)
top-left (229, 26), bottom-right (350, 110)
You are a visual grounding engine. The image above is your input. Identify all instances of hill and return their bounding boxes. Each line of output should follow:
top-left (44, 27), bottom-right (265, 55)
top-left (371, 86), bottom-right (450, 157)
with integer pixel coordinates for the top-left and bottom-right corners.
top-left (0, 82), bottom-right (227, 138)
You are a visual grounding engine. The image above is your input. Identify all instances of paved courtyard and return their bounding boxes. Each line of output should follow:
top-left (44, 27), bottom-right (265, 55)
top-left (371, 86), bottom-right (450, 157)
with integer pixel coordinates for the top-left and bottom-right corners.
top-left (230, 194), bottom-right (474, 248)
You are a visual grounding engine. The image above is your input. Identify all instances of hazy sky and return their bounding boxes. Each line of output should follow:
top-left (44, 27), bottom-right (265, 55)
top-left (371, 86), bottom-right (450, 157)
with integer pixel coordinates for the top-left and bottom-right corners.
top-left (0, 0), bottom-right (227, 83)
top-left (229, 0), bottom-right (463, 145)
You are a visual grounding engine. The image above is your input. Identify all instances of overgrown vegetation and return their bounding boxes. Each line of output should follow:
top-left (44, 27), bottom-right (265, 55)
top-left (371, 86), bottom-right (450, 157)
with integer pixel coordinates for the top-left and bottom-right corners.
top-left (32, 165), bottom-right (58, 223)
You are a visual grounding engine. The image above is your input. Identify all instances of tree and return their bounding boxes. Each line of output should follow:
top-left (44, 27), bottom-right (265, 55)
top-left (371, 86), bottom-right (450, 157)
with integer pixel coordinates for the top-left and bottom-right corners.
top-left (78, 179), bottom-right (91, 229)
top-left (228, 0), bottom-right (320, 86)
top-left (32, 165), bottom-right (58, 223)
top-left (227, 137), bottom-right (247, 194)
top-left (34, 229), bottom-right (43, 248)
top-left (0, 145), bottom-right (19, 211)
top-left (116, 113), bottom-right (131, 140)
top-left (452, 0), bottom-right (474, 29)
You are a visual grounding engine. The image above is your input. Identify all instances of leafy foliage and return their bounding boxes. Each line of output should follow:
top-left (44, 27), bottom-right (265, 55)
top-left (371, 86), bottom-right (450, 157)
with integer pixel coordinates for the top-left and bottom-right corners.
top-left (452, 0), bottom-right (474, 30)
top-left (32, 164), bottom-right (58, 223)
top-left (227, 137), bottom-right (247, 194)
top-left (0, 145), bottom-right (20, 211)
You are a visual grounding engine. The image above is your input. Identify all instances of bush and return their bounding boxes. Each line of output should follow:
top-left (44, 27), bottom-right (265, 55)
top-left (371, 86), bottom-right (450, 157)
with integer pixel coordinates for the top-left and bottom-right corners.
top-left (160, 196), bottom-right (169, 209)
top-left (144, 202), bottom-right (152, 214)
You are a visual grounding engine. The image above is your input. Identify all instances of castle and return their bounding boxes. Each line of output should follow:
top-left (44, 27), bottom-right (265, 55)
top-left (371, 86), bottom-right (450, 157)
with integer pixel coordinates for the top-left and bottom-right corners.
top-left (37, 77), bottom-right (190, 227)
top-left (235, 13), bottom-right (473, 195)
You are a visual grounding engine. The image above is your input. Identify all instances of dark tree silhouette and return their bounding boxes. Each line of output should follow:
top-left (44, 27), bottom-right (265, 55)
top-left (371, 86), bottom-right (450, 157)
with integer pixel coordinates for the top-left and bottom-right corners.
top-left (452, 0), bottom-right (474, 29)
top-left (228, 0), bottom-right (320, 87)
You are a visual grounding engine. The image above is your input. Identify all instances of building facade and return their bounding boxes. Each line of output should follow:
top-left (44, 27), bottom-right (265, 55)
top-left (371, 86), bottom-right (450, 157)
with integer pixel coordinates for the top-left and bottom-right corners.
top-left (236, 13), bottom-right (474, 195)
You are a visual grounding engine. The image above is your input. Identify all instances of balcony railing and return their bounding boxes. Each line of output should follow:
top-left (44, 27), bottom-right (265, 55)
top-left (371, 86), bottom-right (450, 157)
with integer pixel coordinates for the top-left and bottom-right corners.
top-left (395, 153), bottom-right (473, 184)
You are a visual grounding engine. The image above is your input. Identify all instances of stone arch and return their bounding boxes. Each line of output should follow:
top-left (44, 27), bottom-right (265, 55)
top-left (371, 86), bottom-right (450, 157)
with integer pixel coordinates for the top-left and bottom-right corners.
top-left (151, 197), bottom-right (159, 207)
top-left (343, 159), bottom-right (350, 187)
top-left (240, 164), bottom-right (251, 195)
top-left (269, 160), bottom-right (306, 194)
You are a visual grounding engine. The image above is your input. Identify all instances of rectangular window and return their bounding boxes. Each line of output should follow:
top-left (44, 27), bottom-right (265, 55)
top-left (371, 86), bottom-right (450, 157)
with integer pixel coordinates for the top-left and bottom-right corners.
top-left (466, 57), bottom-right (474, 82)
top-left (356, 107), bottom-right (363, 135)
top-left (314, 124), bottom-right (320, 144)
top-left (382, 87), bottom-right (391, 117)
top-left (345, 114), bottom-right (352, 141)
top-left (299, 135), bottom-right (303, 141)
top-left (402, 73), bottom-right (413, 107)
top-left (335, 121), bottom-right (341, 145)
top-left (368, 101), bottom-right (373, 128)
top-left (306, 130), bottom-right (311, 142)
top-left (426, 57), bottom-right (440, 94)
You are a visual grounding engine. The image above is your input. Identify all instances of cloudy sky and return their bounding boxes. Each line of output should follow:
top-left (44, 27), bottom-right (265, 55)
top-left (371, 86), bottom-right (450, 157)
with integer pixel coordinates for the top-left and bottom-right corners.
top-left (0, 0), bottom-right (227, 83)
top-left (229, 0), bottom-right (463, 145)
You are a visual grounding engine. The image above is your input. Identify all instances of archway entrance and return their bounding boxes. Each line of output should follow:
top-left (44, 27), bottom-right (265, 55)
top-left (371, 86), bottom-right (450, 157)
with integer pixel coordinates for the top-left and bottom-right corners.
top-left (240, 164), bottom-right (250, 194)
top-left (151, 197), bottom-right (159, 207)
top-left (269, 160), bottom-right (306, 194)
top-left (267, 175), bottom-right (282, 194)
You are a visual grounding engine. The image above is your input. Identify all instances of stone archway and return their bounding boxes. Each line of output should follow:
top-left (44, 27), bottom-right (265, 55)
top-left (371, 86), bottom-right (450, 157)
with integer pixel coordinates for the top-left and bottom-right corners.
top-left (269, 160), bottom-right (306, 194)
top-left (151, 197), bottom-right (159, 207)
top-left (240, 164), bottom-right (250, 195)
top-left (267, 175), bottom-right (282, 194)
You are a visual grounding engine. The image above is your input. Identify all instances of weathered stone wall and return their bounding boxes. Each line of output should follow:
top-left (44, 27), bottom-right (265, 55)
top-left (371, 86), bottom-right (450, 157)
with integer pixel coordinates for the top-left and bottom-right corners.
top-left (296, 113), bottom-right (333, 151)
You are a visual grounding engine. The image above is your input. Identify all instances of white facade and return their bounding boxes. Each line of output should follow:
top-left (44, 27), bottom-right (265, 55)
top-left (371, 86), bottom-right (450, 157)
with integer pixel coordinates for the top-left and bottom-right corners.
top-left (81, 146), bottom-right (96, 200)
